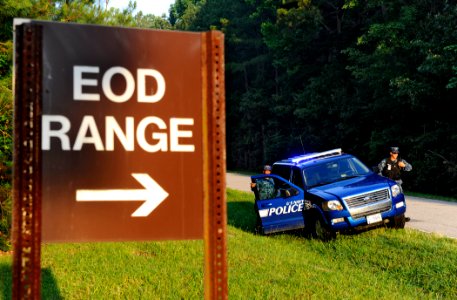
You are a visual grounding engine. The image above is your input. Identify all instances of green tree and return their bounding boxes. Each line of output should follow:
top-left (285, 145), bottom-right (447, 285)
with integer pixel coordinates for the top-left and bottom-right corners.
top-left (344, 0), bottom-right (457, 195)
top-left (258, 0), bottom-right (371, 158)
top-left (135, 12), bottom-right (173, 30)
top-left (181, 0), bottom-right (280, 169)
top-left (169, 0), bottom-right (203, 28)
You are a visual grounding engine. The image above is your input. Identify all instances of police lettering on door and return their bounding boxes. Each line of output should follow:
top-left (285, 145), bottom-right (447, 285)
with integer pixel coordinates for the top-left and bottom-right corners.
top-left (42, 66), bottom-right (195, 153)
top-left (258, 199), bottom-right (305, 218)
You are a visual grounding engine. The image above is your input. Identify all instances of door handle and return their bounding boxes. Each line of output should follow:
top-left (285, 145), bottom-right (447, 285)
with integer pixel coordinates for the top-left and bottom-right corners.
top-left (261, 203), bottom-right (273, 208)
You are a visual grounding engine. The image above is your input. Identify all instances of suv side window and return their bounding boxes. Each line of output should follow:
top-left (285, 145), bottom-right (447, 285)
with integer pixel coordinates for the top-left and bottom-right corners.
top-left (291, 167), bottom-right (305, 190)
top-left (272, 164), bottom-right (292, 181)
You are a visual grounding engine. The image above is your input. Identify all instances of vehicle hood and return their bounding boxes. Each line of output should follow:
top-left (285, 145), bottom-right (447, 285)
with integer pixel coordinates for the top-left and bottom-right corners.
top-left (308, 173), bottom-right (393, 200)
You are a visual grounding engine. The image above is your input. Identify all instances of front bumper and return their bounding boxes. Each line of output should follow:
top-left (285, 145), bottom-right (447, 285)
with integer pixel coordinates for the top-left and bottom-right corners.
top-left (327, 199), bottom-right (406, 231)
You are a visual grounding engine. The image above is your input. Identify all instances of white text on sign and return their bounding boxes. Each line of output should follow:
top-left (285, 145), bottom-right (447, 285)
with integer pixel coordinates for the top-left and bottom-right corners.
top-left (42, 66), bottom-right (195, 152)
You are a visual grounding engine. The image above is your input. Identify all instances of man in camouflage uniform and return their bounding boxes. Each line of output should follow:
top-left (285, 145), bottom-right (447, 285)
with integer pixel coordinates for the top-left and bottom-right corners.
top-left (378, 146), bottom-right (413, 222)
top-left (251, 165), bottom-right (277, 200)
top-left (378, 146), bottom-right (412, 191)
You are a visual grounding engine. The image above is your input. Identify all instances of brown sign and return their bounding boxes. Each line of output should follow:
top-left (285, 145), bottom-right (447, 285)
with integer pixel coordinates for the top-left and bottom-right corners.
top-left (35, 22), bottom-right (207, 242)
top-left (13, 21), bottom-right (227, 299)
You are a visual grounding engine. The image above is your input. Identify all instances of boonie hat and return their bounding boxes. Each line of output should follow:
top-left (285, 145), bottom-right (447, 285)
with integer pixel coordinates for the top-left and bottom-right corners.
top-left (264, 165), bottom-right (272, 171)
top-left (390, 147), bottom-right (400, 154)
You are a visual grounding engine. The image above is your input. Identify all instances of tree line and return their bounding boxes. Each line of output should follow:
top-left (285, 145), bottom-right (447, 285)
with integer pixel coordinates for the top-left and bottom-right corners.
top-left (173, 0), bottom-right (457, 198)
top-left (1, 0), bottom-right (457, 249)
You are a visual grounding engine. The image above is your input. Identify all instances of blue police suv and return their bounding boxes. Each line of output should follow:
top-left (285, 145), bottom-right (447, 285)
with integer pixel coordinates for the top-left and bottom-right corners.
top-left (251, 149), bottom-right (407, 240)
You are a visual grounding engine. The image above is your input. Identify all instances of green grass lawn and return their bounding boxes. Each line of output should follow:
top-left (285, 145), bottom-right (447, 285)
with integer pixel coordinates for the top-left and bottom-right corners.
top-left (1, 188), bottom-right (457, 299)
top-left (405, 191), bottom-right (457, 203)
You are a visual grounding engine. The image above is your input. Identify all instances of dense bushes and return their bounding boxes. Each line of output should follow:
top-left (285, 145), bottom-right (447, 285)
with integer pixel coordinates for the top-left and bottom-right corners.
top-left (0, 41), bottom-right (12, 251)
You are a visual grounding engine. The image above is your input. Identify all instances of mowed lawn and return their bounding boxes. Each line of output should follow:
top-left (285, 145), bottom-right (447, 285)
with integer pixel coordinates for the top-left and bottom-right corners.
top-left (1, 188), bottom-right (457, 299)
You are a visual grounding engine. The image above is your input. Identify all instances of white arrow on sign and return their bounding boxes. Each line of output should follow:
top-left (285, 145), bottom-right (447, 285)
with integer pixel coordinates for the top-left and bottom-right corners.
top-left (76, 173), bottom-right (169, 217)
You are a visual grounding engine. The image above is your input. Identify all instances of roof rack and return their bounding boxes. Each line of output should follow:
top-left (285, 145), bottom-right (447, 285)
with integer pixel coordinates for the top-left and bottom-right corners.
top-left (290, 148), bottom-right (343, 164)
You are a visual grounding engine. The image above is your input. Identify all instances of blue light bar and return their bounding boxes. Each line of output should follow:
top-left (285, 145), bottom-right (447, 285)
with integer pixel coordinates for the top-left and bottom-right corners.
top-left (290, 148), bottom-right (342, 164)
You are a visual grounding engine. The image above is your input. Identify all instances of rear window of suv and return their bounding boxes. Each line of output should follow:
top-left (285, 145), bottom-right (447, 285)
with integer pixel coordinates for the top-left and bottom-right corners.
top-left (272, 164), bottom-right (291, 181)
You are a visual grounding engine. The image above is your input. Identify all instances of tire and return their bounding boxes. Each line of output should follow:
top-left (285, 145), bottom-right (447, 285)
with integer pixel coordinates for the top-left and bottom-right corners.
top-left (254, 214), bottom-right (263, 235)
top-left (387, 213), bottom-right (406, 229)
top-left (309, 213), bottom-right (336, 241)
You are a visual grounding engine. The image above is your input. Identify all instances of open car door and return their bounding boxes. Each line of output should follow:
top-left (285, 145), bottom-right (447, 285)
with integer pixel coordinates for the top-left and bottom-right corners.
top-left (251, 174), bottom-right (310, 235)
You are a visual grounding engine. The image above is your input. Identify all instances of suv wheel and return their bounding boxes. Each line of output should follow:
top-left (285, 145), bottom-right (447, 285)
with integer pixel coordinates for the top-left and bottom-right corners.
top-left (387, 213), bottom-right (406, 229)
top-left (254, 214), bottom-right (263, 235)
top-left (309, 213), bottom-right (336, 241)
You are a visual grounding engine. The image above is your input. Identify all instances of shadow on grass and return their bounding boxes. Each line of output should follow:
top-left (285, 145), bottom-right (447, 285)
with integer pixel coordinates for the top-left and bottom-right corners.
top-left (227, 201), bottom-right (257, 233)
top-left (227, 200), bottom-right (310, 239)
top-left (226, 199), bottom-right (388, 239)
top-left (0, 264), bottom-right (62, 299)
top-left (0, 263), bottom-right (11, 299)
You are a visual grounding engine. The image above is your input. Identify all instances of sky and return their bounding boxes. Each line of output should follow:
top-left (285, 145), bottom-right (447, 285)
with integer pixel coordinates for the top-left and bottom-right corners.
top-left (107, 0), bottom-right (175, 17)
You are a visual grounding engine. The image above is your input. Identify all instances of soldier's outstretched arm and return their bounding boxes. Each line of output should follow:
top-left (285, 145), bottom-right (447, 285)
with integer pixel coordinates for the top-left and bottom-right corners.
top-left (402, 159), bottom-right (412, 171)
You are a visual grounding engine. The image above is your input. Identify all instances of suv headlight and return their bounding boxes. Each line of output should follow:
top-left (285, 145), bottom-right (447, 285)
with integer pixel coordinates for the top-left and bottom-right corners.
top-left (323, 200), bottom-right (343, 211)
top-left (391, 184), bottom-right (401, 197)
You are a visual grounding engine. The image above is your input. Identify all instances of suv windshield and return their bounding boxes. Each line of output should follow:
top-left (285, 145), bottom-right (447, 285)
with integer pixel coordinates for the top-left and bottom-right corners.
top-left (303, 157), bottom-right (370, 188)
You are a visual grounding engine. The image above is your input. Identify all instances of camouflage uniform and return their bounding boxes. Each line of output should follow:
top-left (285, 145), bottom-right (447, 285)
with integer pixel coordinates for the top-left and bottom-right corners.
top-left (256, 177), bottom-right (277, 200)
top-left (378, 157), bottom-right (412, 191)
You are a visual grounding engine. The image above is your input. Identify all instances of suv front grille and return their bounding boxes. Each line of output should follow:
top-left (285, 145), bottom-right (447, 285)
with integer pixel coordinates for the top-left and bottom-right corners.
top-left (343, 188), bottom-right (392, 219)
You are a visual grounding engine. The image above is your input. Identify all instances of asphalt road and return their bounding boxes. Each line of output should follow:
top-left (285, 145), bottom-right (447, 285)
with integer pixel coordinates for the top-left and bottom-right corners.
top-left (226, 172), bottom-right (457, 239)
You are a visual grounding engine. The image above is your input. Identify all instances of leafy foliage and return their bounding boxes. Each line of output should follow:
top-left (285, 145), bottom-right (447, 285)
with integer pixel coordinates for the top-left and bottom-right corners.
top-left (0, 40), bottom-right (12, 251)
top-left (176, 0), bottom-right (457, 198)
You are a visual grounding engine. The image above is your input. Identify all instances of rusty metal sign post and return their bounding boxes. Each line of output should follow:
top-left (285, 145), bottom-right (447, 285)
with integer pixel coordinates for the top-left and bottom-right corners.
top-left (13, 20), bottom-right (227, 299)
top-left (202, 30), bottom-right (227, 299)
top-left (12, 22), bottom-right (43, 300)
